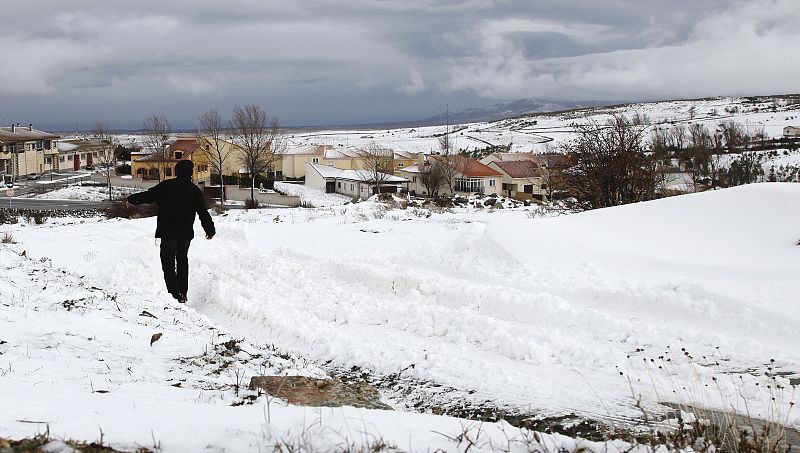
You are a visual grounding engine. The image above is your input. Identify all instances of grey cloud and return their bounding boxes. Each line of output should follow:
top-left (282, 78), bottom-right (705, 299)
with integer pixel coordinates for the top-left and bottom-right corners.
top-left (0, 0), bottom-right (795, 129)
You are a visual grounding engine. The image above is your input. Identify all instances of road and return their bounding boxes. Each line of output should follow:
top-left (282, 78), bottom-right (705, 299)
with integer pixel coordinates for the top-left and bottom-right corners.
top-left (0, 198), bottom-right (110, 211)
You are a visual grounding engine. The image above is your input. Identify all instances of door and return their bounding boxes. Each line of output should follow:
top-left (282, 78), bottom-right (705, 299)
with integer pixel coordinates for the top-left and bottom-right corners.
top-left (73, 154), bottom-right (80, 171)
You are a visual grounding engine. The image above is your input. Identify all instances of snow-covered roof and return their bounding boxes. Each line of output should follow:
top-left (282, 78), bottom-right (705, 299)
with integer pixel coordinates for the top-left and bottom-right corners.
top-left (398, 165), bottom-right (421, 173)
top-left (393, 150), bottom-right (418, 160)
top-left (323, 148), bottom-right (363, 159)
top-left (283, 144), bottom-right (328, 156)
top-left (307, 163), bottom-right (408, 183)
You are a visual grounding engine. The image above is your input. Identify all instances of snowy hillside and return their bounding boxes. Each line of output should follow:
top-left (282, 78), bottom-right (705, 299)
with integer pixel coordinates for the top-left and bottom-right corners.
top-left (286, 96), bottom-right (800, 165)
top-left (2, 183), bottom-right (798, 450)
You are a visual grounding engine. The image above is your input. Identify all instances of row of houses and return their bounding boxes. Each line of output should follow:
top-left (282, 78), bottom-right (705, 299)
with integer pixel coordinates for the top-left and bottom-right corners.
top-left (1, 124), bottom-right (564, 200)
top-left (302, 150), bottom-right (571, 200)
top-left (126, 135), bottom-right (573, 200)
top-left (0, 124), bottom-right (113, 181)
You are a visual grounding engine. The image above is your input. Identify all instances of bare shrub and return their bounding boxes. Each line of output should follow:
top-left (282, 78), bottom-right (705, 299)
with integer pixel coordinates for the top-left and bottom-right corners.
top-left (25, 211), bottom-right (48, 225)
top-left (0, 209), bottom-right (17, 225)
top-left (211, 203), bottom-right (227, 215)
top-left (244, 198), bottom-right (260, 210)
top-left (2, 232), bottom-right (15, 244)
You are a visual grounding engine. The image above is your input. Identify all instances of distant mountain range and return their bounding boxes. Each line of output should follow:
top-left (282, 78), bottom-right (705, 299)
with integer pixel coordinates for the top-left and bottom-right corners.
top-left (415, 98), bottom-right (613, 126)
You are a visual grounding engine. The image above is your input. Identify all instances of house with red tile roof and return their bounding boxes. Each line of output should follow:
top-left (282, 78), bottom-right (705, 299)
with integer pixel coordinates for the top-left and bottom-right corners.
top-left (480, 151), bottom-right (573, 200)
top-left (486, 159), bottom-right (546, 200)
top-left (397, 154), bottom-right (503, 196)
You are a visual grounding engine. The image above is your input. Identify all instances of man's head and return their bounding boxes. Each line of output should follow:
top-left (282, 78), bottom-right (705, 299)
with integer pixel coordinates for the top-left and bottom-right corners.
top-left (175, 160), bottom-right (193, 179)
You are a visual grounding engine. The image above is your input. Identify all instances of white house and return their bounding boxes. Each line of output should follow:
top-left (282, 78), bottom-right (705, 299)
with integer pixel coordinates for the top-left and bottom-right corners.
top-left (783, 126), bottom-right (800, 137)
top-left (305, 162), bottom-right (408, 198)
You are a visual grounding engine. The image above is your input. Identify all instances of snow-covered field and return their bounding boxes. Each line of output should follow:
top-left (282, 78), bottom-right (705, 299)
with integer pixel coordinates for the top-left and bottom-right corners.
top-left (286, 97), bottom-right (800, 157)
top-left (2, 183), bottom-right (799, 451)
top-left (274, 181), bottom-right (351, 206)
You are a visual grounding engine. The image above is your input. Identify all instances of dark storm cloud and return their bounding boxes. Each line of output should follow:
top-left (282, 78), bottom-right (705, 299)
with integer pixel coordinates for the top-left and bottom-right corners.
top-left (0, 0), bottom-right (797, 129)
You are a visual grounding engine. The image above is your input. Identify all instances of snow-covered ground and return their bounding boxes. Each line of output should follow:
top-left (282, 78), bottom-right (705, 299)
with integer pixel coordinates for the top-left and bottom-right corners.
top-left (29, 184), bottom-right (137, 201)
top-left (274, 181), bottom-right (352, 206)
top-left (2, 183), bottom-right (799, 451)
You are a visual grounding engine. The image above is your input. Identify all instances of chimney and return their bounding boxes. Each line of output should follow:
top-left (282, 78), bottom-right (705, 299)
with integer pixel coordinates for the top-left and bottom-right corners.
top-left (28, 123), bottom-right (33, 131)
top-left (10, 124), bottom-right (14, 133)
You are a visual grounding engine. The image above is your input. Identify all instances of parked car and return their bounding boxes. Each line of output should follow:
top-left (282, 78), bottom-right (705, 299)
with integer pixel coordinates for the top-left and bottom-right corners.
top-left (27, 173), bottom-right (41, 180)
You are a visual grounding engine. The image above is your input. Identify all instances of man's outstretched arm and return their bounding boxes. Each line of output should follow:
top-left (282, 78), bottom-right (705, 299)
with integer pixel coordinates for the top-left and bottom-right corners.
top-left (127, 184), bottom-right (163, 205)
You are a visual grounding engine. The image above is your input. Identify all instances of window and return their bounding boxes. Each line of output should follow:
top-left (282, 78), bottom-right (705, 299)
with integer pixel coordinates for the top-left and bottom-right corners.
top-left (174, 151), bottom-right (183, 159)
top-left (350, 184), bottom-right (354, 191)
top-left (398, 162), bottom-right (404, 167)
top-left (455, 178), bottom-right (484, 193)
top-left (489, 179), bottom-right (496, 187)
top-left (45, 157), bottom-right (52, 164)
top-left (337, 182), bottom-right (341, 188)
top-left (165, 167), bottom-right (173, 177)
top-left (412, 176), bottom-right (417, 183)
top-left (59, 156), bottom-right (65, 163)
top-left (312, 158), bottom-right (319, 164)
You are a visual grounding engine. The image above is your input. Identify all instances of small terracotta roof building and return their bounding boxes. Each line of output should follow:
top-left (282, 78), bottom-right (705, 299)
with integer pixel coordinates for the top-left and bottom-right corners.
top-left (493, 160), bottom-right (540, 179)
top-left (447, 155), bottom-right (502, 177)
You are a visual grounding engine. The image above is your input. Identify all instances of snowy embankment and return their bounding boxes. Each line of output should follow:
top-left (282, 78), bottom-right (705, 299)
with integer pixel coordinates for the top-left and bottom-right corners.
top-left (274, 181), bottom-right (351, 206)
top-left (31, 185), bottom-right (137, 201)
top-left (2, 183), bottom-right (799, 450)
top-left (0, 222), bottom-right (622, 452)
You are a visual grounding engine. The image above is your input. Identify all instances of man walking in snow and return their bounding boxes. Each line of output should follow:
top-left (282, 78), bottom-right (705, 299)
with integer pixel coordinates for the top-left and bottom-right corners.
top-left (127, 159), bottom-right (215, 303)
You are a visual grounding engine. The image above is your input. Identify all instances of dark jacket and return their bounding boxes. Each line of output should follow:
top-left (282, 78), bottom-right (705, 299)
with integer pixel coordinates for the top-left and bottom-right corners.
top-left (127, 177), bottom-right (215, 240)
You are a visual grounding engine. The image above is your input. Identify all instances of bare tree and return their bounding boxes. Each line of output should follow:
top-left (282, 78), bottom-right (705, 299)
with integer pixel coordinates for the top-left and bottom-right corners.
top-left (720, 121), bottom-right (745, 152)
top-left (357, 142), bottom-right (394, 196)
top-left (563, 115), bottom-right (660, 209)
top-left (198, 109), bottom-right (233, 201)
top-left (419, 157), bottom-right (445, 197)
top-left (726, 152), bottom-right (763, 186)
top-left (683, 123), bottom-right (713, 190)
top-left (142, 115), bottom-right (172, 182)
top-left (649, 125), bottom-right (669, 159)
top-left (438, 134), bottom-right (460, 193)
top-left (668, 123), bottom-right (687, 151)
top-left (92, 121), bottom-right (116, 201)
top-left (230, 104), bottom-right (285, 203)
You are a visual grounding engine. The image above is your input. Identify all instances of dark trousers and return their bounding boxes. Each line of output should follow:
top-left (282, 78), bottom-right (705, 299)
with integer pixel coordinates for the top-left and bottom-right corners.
top-left (160, 239), bottom-right (191, 300)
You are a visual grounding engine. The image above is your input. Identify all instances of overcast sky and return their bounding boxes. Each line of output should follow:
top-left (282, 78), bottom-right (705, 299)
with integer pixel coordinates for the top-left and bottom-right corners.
top-left (1, 0), bottom-right (798, 130)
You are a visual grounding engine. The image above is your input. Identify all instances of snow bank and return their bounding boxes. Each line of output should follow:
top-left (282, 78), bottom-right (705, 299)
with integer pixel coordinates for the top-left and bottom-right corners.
top-left (0, 247), bottom-right (623, 451)
top-left (4, 183), bottom-right (800, 450)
